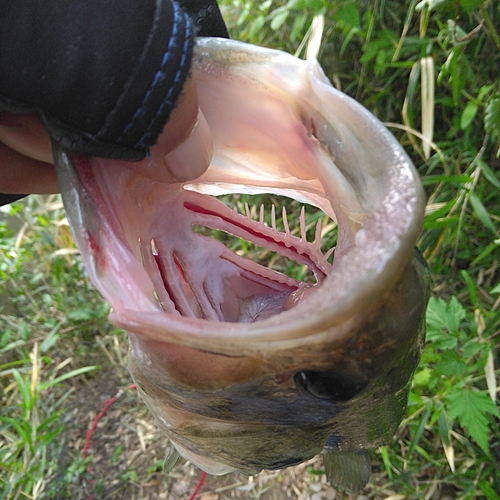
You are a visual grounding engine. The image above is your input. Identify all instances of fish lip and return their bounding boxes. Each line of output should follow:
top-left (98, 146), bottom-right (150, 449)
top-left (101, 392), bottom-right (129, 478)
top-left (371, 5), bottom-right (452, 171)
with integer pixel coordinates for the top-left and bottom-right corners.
top-left (54, 38), bottom-right (426, 355)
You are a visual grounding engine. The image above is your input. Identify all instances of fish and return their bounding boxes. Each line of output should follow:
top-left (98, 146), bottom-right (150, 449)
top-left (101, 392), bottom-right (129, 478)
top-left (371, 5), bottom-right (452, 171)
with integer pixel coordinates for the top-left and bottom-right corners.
top-left (52, 38), bottom-right (430, 490)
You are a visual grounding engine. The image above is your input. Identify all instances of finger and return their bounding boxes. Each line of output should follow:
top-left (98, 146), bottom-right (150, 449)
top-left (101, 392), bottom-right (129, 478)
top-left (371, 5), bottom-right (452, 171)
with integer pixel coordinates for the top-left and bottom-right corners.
top-left (163, 108), bottom-right (212, 181)
top-left (0, 142), bottom-right (59, 194)
top-left (102, 76), bottom-right (213, 183)
top-left (0, 111), bottom-right (54, 164)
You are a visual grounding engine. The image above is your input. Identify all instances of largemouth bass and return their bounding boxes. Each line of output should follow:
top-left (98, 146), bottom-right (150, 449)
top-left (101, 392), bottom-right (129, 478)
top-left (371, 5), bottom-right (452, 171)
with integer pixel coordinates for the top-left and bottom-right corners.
top-left (53, 38), bottom-right (429, 490)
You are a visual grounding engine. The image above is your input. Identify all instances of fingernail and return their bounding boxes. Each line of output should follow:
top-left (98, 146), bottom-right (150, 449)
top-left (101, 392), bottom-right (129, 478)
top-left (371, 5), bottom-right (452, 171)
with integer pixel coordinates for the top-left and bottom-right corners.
top-left (164, 110), bottom-right (213, 182)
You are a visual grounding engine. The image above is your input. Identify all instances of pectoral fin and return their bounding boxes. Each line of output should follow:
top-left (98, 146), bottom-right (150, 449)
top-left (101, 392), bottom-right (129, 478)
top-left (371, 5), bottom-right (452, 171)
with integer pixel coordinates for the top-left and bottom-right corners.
top-left (164, 445), bottom-right (180, 473)
top-left (323, 449), bottom-right (370, 492)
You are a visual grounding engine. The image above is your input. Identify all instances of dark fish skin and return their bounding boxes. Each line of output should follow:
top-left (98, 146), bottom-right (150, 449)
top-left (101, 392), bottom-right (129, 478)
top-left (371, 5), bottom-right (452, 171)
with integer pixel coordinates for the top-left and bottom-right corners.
top-left (53, 38), bottom-right (430, 488)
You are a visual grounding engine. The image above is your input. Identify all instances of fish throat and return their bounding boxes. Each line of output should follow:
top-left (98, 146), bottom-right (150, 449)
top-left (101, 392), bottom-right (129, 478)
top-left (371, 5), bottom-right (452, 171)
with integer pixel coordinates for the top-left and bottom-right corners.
top-left (140, 190), bottom-right (334, 324)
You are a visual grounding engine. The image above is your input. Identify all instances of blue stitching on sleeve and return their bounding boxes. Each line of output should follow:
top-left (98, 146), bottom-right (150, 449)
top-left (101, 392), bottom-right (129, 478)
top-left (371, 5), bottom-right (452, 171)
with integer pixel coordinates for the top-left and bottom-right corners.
top-left (119, 1), bottom-right (190, 143)
top-left (134, 7), bottom-right (193, 148)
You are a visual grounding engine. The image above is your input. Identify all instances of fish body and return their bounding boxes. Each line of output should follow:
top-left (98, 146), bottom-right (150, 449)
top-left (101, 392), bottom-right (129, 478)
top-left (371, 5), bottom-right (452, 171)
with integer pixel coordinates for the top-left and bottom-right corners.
top-left (53, 38), bottom-right (429, 487)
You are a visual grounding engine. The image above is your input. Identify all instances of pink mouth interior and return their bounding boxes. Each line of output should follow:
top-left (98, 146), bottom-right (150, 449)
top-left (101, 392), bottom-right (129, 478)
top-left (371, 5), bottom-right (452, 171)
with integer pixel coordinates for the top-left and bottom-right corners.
top-left (138, 191), bottom-right (336, 324)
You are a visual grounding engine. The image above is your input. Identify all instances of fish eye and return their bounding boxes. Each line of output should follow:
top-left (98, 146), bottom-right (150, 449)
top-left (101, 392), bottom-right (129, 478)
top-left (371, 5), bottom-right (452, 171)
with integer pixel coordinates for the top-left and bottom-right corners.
top-left (294, 370), bottom-right (368, 402)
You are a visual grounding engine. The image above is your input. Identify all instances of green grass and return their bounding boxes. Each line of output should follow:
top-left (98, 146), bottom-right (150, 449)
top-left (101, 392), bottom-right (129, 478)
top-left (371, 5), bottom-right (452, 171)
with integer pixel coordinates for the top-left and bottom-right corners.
top-left (1, 1), bottom-right (499, 498)
top-left (0, 197), bottom-right (119, 498)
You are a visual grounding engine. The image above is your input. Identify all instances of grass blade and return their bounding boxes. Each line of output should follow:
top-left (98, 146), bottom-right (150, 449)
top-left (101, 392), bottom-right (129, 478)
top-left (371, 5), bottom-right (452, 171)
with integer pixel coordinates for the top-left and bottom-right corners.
top-left (39, 366), bottom-right (98, 391)
top-left (421, 56), bottom-right (435, 160)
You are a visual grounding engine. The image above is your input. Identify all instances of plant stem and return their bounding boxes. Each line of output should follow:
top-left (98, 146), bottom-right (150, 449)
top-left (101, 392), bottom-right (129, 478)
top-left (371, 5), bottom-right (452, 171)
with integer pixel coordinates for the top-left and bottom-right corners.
top-left (480, 5), bottom-right (500, 50)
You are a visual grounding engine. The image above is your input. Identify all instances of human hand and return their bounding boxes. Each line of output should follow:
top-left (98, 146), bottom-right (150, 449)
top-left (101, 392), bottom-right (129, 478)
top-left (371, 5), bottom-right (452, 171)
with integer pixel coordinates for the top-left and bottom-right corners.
top-left (0, 111), bottom-right (57, 194)
top-left (0, 76), bottom-right (212, 195)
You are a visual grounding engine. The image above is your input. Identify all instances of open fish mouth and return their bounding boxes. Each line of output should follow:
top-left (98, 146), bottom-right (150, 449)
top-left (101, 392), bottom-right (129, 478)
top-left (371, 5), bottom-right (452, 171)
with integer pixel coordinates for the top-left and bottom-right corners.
top-left (53, 38), bottom-right (430, 487)
top-left (142, 190), bottom-right (334, 322)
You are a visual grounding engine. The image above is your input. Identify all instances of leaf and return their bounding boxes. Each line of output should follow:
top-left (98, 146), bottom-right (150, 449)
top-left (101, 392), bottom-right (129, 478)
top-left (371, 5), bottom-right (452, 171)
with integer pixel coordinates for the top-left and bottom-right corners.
top-left (249, 15), bottom-right (266, 38)
top-left (288, 0), bottom-right (324, 10)
top-left (378, 446), bottom-right (393, 480)
top-left (270, 9), bottom-right (289, 31)
top-left (461, 269), bottom-right (477, 306)
top-left (421, 56), bottom-right (435, 159)
top-left (67, 302), bottom-right (108, 321)
top-left (286, 0), bottom-right (306, 8)
top-left (460, 102), bottom-right (478, 130)
top-left (434, 350), bottom-right (467, 377)
top-left (40, 321), bottom-right (63, 353)
top-left (259, 0), bottom-right (273, 10)
top-left (407, 404), bottom-right (431, 458)
top-left (438, 408), bottom-right (455, 471)
top-left (422, 174), bottom-right (473, 186)
top-left (306, 14), bottom-right (325, 60)
top-left (479, 480), bottom-right (500, 500)
top-left (416, 0), bottom-right (454, 12)
top-left (305, 0), bottom-right (325, 11)
top-left (37, 410), bottom-right (64, 433)
top-left (469, 191), bottom-right (496, 234)
top-left (0, 417), bottom-right (33, 451)
top-left (485, 97), bottom-right (500, 140)
top-left (12, 369), bottom-right (33, 414)
top-left (446, 386), bottom-right (499, 454)
top-left (336, 1), bottom-right (360, 29)
top-left (471, 242), bottom-right (500, 266)
top-left (443, 49), bottom-right (473, 104)
top-left (39, 365), bottom-right (98, 391)
top-left (462, 339), bottom-right (483, 358)
top-left (290, 12), bottom-right (307, 42)
top-left (478, 159), bottom-right (500, 188)
top-left (424, 216), bottom-right (459, 230)
top-left (460, 0), bottom-right (485, 13)
top-left (35, 426), bottom-right (64, 451)
top-left (403, 61), bottom-right (421, 134)
top-left (426, 296), bottom-right (465, 348)
top-left (413, 367), bottom-right (432, 386)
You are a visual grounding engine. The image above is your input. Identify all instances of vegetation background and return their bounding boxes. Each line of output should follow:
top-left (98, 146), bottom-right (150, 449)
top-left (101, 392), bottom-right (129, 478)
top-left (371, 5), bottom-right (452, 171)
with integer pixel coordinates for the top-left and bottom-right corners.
top-left (1, 1), bottom-right (499, 499)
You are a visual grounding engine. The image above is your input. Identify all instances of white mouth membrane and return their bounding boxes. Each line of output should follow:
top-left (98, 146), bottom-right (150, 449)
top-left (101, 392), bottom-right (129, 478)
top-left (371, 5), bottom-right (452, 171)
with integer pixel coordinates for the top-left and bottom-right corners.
top-left (54, 38), bottom-right (425, 352)
top-left (141, 191), bottom-right (335, 323)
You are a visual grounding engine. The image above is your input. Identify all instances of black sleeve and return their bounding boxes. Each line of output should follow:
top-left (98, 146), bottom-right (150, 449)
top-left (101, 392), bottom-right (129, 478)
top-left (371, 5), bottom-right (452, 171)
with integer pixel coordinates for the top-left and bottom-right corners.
top-left (0, 0), bottom-right (195, 162)
top-left (179, 0), bottom-right (229, 38)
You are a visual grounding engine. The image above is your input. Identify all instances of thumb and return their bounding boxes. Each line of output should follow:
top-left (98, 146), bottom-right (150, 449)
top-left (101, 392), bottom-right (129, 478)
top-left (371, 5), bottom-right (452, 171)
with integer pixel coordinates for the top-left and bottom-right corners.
top-left (103, 77), bottom-right (213, 183)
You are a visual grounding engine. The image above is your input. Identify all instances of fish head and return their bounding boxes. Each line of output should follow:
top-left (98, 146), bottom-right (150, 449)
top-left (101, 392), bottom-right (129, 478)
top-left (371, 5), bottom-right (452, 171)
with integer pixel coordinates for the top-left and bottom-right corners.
top-left (53, 38), bottom-right (429, 479)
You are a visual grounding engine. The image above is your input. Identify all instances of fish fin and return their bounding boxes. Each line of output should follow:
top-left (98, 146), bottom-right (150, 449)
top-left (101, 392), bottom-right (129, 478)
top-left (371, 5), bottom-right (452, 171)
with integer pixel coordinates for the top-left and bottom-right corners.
top-left (164, 444), bottom-right (181, 473)
top-left (323, 449), bottom-right (370, 492)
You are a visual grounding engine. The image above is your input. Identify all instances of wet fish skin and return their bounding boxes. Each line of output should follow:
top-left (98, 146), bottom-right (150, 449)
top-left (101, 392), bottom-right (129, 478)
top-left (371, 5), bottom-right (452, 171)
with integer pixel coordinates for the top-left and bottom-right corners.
top-left (53, 38), bottom-right (430, 487)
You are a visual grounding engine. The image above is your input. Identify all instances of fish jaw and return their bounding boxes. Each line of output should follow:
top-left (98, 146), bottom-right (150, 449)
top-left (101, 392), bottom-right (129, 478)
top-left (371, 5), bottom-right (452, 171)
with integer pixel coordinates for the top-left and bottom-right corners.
top-left (53, 38), bottom-right (429, 478)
